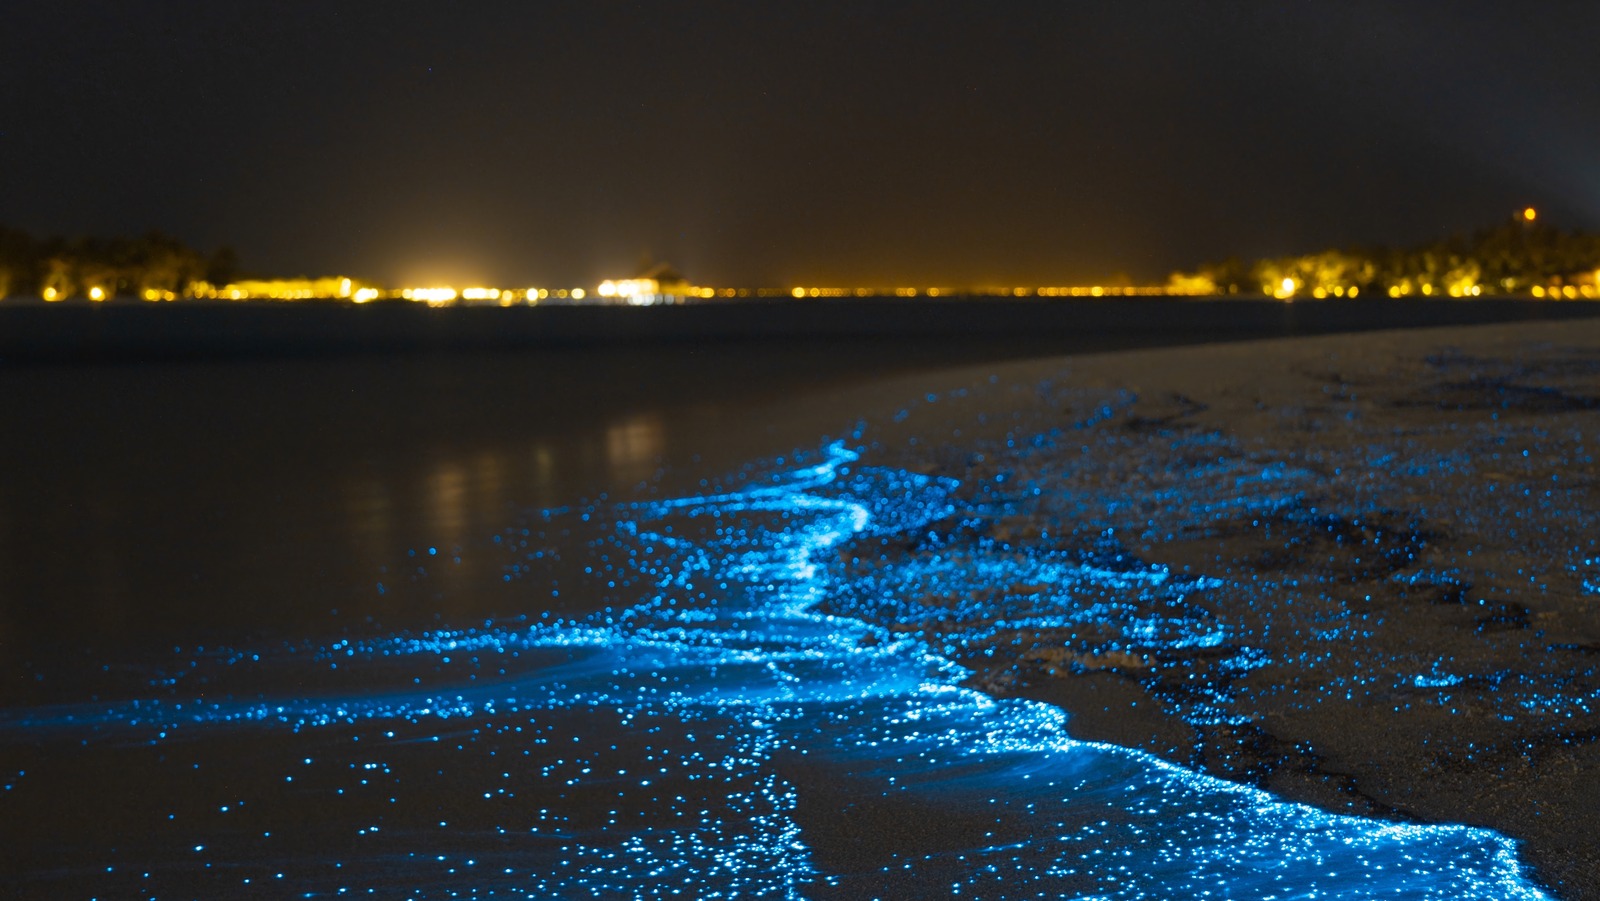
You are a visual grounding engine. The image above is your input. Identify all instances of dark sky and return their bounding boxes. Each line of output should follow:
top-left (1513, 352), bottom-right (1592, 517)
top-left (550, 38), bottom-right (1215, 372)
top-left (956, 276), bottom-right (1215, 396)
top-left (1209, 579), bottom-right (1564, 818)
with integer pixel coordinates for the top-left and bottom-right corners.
top-left (5, 1), bottom-right (1600, 287)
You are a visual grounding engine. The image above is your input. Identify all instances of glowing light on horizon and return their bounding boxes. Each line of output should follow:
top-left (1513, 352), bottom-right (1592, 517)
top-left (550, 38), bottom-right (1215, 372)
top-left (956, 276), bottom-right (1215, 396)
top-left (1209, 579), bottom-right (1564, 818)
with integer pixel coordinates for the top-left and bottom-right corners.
top-left (1523, 206), bottom-right (1537, 222)
top-left (402, 287), bottom-right (458, 305)
top-left (597, 279), bottom-right (655, 300)
top-left (21, 274), bottom-right (1557, 306)
top-left (596, 278), bottom-right (707, 304)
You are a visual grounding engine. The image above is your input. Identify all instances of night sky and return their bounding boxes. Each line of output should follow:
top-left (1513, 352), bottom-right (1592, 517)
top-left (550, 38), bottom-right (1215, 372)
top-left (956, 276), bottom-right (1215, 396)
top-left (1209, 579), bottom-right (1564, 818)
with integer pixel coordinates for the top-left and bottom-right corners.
top-left (5, 1), bottom-right (1599, 288)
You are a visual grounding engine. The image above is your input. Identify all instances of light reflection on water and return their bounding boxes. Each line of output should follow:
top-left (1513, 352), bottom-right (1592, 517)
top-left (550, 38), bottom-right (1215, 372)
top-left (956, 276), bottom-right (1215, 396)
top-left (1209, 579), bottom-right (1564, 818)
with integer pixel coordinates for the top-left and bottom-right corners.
top-left (0, 442), bottom-right (1550, 899)
top-left (606, 411), bottom-right (668, 487)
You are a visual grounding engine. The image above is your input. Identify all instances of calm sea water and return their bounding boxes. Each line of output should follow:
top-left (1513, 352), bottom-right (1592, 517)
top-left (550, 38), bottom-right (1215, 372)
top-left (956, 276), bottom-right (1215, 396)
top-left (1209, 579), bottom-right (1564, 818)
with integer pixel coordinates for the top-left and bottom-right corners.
top-left (0, 328), bottom-right (1560, 898)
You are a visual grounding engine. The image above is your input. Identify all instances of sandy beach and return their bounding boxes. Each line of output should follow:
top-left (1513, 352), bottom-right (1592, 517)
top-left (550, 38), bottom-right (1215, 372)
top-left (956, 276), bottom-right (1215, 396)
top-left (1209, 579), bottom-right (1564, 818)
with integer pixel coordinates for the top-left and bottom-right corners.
top-left (827, 319), bottom-right (1600, 898)
top-left (3, 315), bottom-right (1598, 899)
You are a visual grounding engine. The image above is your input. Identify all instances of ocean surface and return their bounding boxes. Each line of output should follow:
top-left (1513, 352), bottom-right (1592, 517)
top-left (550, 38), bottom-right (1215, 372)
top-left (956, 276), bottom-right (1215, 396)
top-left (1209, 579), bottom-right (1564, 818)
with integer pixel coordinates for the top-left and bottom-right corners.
top-left (0, 316), bottom-right (1573, 898)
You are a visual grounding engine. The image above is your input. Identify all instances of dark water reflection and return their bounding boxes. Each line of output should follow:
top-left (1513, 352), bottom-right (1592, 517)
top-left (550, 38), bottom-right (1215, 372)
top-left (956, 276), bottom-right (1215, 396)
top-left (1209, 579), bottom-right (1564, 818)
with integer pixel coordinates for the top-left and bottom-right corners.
top-left (0, 342), bottom-right (1018, 707)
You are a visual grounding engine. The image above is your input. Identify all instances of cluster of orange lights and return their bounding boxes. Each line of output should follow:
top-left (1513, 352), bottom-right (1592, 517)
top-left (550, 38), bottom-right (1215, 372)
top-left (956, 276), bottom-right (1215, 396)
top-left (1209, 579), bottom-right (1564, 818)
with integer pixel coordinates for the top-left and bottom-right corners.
top-left (25, 279), bottom-right (1598, 302)
top-left (14, 203), bottom-right (1595, 306)
top-left (1532, 284), bottom-right (1598, 299)
top-left (788, 285), bottom-right (1191, 299)
top-left (1384, 283), bottom-right (1481, 298)
top-left (399, 286), bottom-right (589, 306)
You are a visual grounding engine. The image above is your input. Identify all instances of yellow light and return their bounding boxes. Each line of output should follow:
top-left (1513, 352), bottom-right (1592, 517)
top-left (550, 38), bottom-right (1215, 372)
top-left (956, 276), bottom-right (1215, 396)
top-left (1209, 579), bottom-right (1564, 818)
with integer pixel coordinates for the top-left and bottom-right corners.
top-left (1312, 287), bottom-right (1327, 299)
top-left (1388, 286), bottom-right (1401, 298)
top-left (1274, 277), bottom-right (1296, 300)
top-left (43, 287), bottom-right (60, 301)
top-left (1564, 285), bottom-right (1578, 299)
top-left (526, 289), bottom-right (540, 302)
top-left (791, 287), bottom-right (806, 298)
top-left (1532, 286), bottom-right (1546, 297)
top-left (338, 277), bottom-right (352, 298)
top-left (1090, 286), bottom-right (1104, 297)
top-left (1348, 286), bottom-right (1359, 298)
top-left (600, 281), bottom-right (619, 298)
top-left (353, 287), bottom-right (379, 303)
top-left (1523, 207), bottom-right (1537, 222)
top-left (571, 288), bottom-right (586, 300)
top-left (405, 287), bottom-right (457, 304)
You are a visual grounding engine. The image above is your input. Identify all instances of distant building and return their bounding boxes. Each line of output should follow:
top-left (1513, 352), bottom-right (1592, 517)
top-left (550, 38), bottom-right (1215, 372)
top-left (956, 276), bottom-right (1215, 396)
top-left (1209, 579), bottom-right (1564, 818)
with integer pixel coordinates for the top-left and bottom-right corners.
top-left (597, 262), bottom-right (697, 305)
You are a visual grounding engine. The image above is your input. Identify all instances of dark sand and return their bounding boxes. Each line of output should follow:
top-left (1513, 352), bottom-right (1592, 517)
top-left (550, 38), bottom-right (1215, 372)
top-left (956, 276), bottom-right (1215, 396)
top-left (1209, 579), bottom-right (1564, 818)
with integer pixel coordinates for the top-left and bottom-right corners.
top-left (820, 319), bottom-right (1600, 899)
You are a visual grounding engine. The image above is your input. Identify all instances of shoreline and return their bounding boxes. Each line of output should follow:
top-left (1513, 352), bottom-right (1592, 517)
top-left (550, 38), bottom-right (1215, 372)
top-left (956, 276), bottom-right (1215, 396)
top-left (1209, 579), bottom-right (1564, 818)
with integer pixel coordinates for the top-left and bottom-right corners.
top-left (824, 319), bottom-right (1600, 899)
top-left (1, 316), bottom-right (1592, 897)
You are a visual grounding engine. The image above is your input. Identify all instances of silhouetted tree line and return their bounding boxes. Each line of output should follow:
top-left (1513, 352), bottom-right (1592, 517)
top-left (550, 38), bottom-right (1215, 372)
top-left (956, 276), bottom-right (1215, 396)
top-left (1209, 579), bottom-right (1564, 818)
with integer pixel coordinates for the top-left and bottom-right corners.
top-left (0, 225), bottom-right (240, 298)
top-left (1170, 216), bottom-right (1600, 297)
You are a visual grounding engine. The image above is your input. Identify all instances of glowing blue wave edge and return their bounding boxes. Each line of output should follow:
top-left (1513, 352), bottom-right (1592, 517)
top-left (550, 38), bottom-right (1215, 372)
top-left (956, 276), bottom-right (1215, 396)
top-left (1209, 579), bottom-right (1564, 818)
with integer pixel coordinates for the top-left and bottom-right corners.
top-left (2, 442), bottom-right (1553, 899)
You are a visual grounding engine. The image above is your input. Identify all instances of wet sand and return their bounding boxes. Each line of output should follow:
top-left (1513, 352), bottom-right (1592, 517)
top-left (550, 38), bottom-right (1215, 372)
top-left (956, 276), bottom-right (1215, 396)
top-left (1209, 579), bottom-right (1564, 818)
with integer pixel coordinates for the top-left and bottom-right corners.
top-left (826, 319), bottom-right (1600, 898)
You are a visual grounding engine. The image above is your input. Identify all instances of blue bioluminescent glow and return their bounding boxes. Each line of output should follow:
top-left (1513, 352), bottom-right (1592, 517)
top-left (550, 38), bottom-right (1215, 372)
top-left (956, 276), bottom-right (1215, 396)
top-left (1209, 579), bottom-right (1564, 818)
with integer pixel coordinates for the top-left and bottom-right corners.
top-left (0, 441), bottom-right (1554, 899)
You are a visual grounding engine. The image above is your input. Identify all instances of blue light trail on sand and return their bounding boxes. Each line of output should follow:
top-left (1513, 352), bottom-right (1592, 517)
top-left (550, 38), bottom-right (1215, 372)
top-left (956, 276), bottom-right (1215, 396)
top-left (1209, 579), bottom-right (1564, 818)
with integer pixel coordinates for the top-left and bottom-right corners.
top-left (0, 442), bottom-right (1552, 899)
